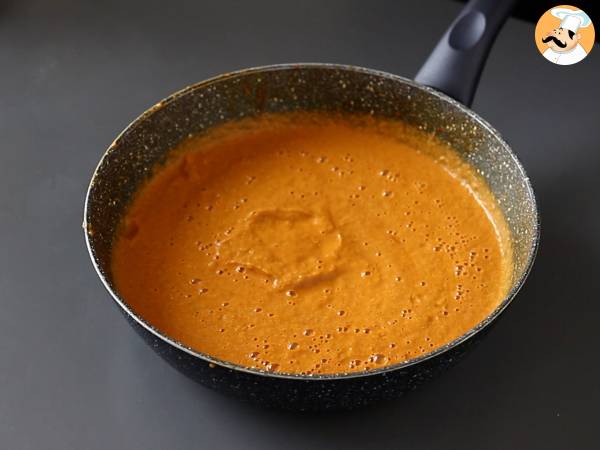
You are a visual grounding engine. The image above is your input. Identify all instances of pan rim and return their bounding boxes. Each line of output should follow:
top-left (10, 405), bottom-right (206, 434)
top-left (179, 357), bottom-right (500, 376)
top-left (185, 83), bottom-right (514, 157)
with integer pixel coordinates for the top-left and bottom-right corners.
top-left (83, 62), bottom-right (540, 381)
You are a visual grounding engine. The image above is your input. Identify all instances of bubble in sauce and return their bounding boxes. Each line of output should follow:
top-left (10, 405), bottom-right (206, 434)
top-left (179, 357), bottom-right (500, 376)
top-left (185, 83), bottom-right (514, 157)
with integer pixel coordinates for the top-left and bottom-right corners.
top-left (265, 363), bottom-right (279, 372)
top-left (349, 359), bottom-right (362, 369)
top-left (368, 354), bottom-right (386, 364)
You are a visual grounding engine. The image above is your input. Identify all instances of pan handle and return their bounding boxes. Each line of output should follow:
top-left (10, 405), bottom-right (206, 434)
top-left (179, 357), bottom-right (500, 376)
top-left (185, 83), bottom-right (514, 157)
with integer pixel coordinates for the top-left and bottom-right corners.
top-left (414, 0), bottom-right (517, 107)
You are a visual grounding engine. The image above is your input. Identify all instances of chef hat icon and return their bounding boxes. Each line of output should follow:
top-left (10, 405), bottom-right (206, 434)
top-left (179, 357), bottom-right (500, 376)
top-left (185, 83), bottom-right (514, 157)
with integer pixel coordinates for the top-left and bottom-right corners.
top-left (551, 7), bottom-right (592, 33)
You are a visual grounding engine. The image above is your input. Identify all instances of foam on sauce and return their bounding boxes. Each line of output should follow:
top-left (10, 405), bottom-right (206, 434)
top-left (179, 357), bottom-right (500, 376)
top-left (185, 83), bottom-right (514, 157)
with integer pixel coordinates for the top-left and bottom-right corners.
top-left (111, 113), bottom-right (512, 374)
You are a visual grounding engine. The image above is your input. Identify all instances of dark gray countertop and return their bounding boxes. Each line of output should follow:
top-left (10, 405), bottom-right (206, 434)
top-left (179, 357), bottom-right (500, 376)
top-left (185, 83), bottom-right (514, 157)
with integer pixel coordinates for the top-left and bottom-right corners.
top-left (1, 1), bottom-right (599, 448)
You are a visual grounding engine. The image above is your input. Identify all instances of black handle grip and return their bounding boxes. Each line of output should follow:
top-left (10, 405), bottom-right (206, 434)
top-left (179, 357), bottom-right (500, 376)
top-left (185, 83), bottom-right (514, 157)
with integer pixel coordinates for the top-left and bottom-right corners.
top-left (415, 0), bottom-right (517, 106)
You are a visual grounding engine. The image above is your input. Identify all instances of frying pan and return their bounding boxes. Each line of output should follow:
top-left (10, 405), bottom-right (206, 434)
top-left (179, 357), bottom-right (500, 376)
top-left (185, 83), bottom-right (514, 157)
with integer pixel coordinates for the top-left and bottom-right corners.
top-left (84, 0), bottom-right (538, 411)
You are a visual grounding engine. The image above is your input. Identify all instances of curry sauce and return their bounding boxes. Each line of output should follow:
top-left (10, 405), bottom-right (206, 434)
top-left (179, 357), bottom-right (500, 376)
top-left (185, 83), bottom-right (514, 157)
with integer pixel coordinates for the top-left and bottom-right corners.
top-left (111, 113), bottom-right (512, 374)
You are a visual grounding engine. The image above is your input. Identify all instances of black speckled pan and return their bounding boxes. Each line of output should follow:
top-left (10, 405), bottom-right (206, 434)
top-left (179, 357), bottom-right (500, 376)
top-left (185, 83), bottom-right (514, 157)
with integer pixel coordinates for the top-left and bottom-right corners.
top-left (84, 0), bottom-right (538, 410)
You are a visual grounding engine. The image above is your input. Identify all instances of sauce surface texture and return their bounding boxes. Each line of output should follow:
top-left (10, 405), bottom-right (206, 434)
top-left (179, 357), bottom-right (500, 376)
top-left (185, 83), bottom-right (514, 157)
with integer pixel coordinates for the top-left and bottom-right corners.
top-left (112, 114), bottom-right (512, 374)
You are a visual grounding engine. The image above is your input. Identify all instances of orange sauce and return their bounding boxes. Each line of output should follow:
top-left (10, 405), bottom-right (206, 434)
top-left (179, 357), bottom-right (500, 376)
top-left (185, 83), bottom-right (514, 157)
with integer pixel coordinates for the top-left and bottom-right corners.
top-left (111, 113), bottom-right (512, 374)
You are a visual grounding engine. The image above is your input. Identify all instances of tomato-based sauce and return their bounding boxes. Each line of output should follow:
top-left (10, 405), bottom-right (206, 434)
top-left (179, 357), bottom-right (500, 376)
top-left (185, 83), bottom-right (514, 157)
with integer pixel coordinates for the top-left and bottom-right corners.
top-left (111, 113), bottom-right (512, 374)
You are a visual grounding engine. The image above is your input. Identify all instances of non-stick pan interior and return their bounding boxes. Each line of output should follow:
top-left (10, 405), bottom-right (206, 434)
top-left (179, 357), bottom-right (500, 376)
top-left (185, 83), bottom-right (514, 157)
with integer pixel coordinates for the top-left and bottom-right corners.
top-left (85, 64), bottom-right (538, 331)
